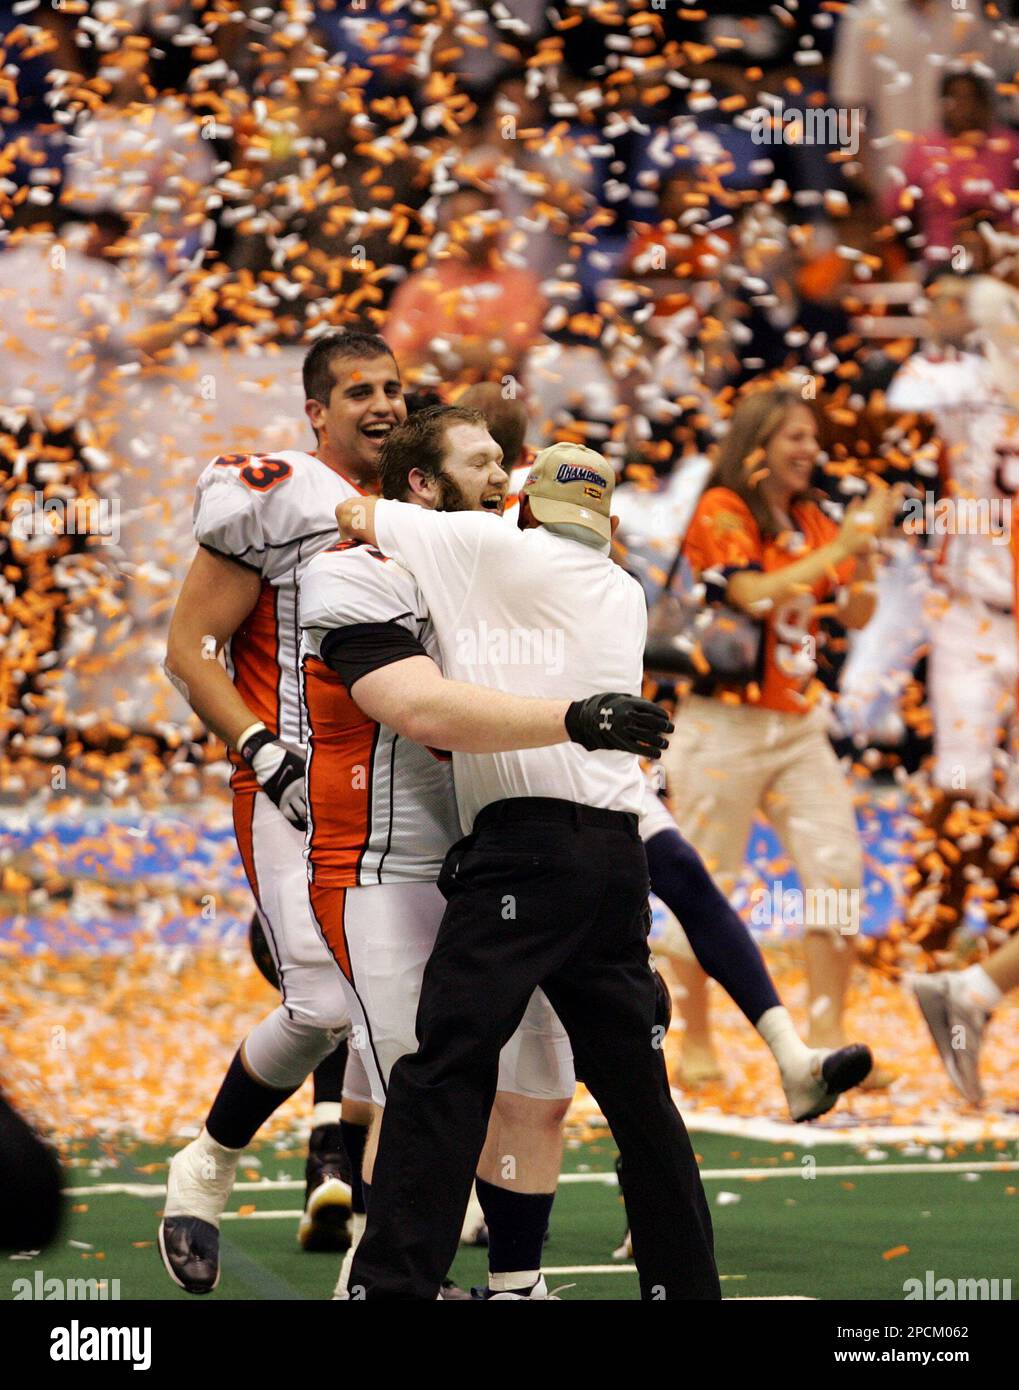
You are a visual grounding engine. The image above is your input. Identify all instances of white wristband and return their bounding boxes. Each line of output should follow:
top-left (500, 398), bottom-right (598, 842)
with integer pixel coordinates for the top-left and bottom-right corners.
top-left (236, 720), bottom-right (267, 754)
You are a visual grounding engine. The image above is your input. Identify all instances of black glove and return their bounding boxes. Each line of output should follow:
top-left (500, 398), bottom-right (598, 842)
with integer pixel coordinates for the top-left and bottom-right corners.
top-left (565, 693), bottom-right (674, 759)
top-left (239, 724), bottom-right (308, 831)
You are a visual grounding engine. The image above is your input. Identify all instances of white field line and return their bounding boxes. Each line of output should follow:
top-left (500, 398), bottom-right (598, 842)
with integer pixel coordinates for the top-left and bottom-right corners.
top-left (567, 1160), bottom-right (1019, 1181)
top-left (61, 1157), bottom-right (1019, 1200)
top-left (678, 1108), bottom-right (1019, 1146)
top-left (220, 1209), bottom-right (304, 1220)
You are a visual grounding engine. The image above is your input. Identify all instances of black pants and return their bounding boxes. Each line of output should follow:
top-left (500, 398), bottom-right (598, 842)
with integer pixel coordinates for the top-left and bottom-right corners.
top-left (348, 797), bottom-right (720, 1301)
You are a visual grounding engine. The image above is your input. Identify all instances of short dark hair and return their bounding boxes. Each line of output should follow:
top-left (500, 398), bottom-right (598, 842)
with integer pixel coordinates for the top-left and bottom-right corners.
top-left (457, 383), bottom-right (527, 469)
top-left (378, 405), bottom-right (487, 501)
top-left (302, 328), bottom-right (396, 407)
top-left (940, 69), bottom-right (993, 106)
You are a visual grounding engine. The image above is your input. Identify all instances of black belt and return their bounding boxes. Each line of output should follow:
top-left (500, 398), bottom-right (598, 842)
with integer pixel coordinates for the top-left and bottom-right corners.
top-left (473, 796), bottom-right (639, 837)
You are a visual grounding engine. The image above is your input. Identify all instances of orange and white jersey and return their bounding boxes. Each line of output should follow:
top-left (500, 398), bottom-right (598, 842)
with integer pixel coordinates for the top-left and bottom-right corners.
top-left (887, 351), bottom-right (1019, 611)
top-left (299, 542), bottom-right (460, 887)
top-left (193, 449), bottom-right (364, 790)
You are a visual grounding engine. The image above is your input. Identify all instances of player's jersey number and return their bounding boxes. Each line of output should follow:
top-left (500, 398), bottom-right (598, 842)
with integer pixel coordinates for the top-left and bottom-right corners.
top-left (213, 454), bottom-right (294, 492)
top-left (772, 593), bottom-right (816, 684)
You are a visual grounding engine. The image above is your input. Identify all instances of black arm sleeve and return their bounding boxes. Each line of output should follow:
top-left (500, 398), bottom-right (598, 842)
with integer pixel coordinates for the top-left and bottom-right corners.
top-left (318, 621), bottom-right (430, 690)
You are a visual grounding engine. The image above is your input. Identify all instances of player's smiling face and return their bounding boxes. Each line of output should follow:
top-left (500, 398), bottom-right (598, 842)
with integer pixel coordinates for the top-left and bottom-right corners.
top-left (764, 404), bottom-right (819, 499)
top-left (435, 423), bottom-right (508, 514)
top-left (308, 353), bottom-right (407, 481)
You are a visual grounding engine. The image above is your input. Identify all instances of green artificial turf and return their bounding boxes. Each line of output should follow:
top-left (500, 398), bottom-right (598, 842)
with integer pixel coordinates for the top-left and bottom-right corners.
top-left (5, 1132), bottom-right (1015, 1302)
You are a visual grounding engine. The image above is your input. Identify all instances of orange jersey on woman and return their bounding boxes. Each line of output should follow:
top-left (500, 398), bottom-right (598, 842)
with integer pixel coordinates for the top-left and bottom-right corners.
top-left (682, 487), bottom-right (854, 714)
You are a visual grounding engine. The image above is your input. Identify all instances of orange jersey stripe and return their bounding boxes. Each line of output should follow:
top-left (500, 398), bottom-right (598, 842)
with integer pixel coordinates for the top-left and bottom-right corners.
top-left (232, 786), bottom-right (260, 905)
top-left (229, 582), bottom-right (283, 793)
top-left (308, 882), bottom-right (351, 982)
top-left (304, 653), bottom-right (380, 886)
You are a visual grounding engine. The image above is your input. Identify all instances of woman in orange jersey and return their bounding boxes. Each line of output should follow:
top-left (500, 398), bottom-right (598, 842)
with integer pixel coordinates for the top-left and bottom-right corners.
top-left (659, 385), bottom-right (901, 1086)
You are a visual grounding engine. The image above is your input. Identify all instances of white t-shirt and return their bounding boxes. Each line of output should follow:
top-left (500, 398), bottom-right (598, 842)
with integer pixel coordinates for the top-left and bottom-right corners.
top-left (372, 501), bottom-right (648, 830)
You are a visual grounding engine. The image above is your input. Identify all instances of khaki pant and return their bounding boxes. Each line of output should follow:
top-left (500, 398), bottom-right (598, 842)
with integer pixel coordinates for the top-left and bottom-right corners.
top-left (661, 695), bottom-right (863, 955)
top-left (927, 594), bottom-right (1019, 804)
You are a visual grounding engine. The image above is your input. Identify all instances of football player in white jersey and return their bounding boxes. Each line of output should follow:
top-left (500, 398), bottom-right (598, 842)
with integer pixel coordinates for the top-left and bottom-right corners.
top-left (158, 329), bottom-right (406, 1293)
top-left (300, 405), bottom-right (671, 1300)
top-left (887, 274), bottom-right (1019, 950)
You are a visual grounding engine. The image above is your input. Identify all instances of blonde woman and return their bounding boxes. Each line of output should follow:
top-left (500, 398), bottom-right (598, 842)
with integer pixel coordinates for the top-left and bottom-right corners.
top-left (661, 385), bottom-right (899, 1084)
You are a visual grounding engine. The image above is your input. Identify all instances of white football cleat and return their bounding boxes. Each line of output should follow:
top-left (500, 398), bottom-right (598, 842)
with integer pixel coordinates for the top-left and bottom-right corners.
top-left (912, 973), bottom-right (987, 1105)
top-left (782, 1044), bottom-right (873, 1122)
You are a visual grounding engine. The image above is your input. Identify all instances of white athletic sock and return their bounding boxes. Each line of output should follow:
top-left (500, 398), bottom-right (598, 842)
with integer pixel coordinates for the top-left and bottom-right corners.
top-left (957, 965), bottom-right (1003, 1012)
top-left (333, 1212), bottom-right (367, 1299)
top-left (312, 1101), bottom-right (342, 1128)
top-left (489, 1269), bottom-right (540, 1293)
top-left (755, 1005), bottom-right (813, 1074)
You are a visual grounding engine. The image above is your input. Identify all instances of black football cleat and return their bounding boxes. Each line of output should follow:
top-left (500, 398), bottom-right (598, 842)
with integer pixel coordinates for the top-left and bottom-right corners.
top-left (299, 1123), bottom-right (353, 1252)
top-left (158, 1215), bottom-right (221, 1294)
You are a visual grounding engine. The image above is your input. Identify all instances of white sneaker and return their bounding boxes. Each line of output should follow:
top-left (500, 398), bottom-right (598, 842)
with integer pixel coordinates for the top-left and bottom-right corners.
top-left (158, 1134), bottom-right (241, 1295)
top-left (782, 1044), bottom-right (873, 1122)
top-left (912, 972), bottom-right (987, 1105)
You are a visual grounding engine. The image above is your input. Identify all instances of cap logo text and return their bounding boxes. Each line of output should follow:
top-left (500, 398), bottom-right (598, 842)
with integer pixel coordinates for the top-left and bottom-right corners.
top-left (554, 464), bottom-right (607, 488)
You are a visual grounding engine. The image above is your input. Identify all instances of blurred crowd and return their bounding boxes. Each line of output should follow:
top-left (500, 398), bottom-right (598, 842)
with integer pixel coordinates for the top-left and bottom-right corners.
top-left (2, 0), bottom-right (1019, 775)
top-left (3, 0), bottom-right (1019, 1110)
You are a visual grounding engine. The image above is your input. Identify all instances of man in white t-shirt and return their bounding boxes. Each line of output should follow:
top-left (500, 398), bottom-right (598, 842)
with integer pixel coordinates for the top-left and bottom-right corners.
top-left (337, 443), bottom-right (721, 1301)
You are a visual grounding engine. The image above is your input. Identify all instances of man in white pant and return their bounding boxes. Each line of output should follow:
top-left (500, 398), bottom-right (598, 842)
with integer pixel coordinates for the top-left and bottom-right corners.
top-left (886, 278), bottom-right (1019, 950)
top-left (300, 407), bottom-right (668, 1298)
top-left (159, 329), bottom-right (405, 1292)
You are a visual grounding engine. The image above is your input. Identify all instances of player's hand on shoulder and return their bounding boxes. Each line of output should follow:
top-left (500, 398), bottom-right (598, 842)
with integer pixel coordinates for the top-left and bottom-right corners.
top-left (565, 694), bottom-right (674, 759)
top-left (239, 724), bottom-right (308, 830)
